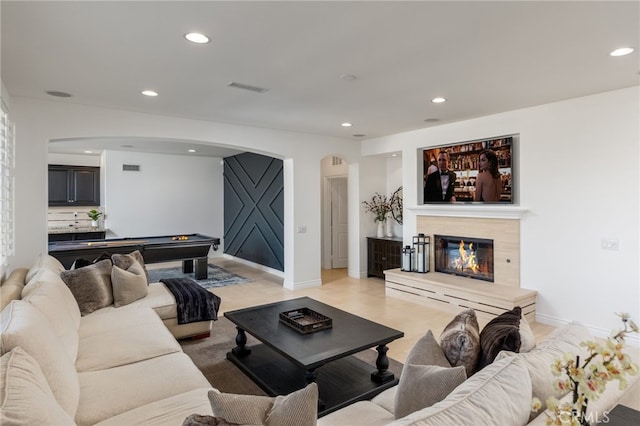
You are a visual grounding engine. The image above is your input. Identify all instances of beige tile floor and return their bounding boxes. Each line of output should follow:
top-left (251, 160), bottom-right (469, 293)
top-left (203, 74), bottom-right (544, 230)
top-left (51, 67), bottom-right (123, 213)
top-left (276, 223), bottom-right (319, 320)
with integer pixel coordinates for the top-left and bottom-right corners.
top-left (150, 258), bottom-right (555, 364)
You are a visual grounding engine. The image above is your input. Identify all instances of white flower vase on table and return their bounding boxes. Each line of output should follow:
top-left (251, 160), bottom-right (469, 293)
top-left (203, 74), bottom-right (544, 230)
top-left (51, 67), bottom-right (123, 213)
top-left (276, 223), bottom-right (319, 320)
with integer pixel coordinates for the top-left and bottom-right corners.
top-left (386, 220), bottom-right (394, 238)
top-left (377, 220), bottom-right (385, 238)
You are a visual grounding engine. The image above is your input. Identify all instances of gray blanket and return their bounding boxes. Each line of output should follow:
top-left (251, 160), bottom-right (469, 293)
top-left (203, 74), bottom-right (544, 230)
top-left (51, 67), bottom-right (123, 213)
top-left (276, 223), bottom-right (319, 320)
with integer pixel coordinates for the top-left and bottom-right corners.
top-left (160, 278), bottom-right (221, 325)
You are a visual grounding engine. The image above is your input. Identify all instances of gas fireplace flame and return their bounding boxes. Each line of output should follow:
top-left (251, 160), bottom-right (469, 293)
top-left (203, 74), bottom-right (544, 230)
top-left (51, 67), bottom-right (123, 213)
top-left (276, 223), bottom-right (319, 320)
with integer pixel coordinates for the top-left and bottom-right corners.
top-left (452, 240), bottom-right (480, 273)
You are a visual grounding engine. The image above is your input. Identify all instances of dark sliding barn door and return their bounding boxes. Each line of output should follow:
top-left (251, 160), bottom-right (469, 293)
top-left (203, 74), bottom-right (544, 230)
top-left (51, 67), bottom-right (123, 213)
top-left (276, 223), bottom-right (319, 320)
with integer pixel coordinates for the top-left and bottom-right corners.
top-left (223, 152), bottom-right (284, 271)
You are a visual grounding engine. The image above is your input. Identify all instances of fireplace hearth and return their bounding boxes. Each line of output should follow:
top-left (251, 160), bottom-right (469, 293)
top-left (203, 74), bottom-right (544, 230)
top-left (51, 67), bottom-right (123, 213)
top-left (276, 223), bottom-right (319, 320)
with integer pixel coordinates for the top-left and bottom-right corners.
top-left (434, 234), bottom-right (494, 282)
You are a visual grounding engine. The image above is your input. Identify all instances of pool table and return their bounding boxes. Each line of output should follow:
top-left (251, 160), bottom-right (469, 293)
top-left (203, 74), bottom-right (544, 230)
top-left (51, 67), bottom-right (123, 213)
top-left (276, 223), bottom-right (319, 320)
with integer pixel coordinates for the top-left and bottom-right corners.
top-left (48, 233), bottom-right (220, 279)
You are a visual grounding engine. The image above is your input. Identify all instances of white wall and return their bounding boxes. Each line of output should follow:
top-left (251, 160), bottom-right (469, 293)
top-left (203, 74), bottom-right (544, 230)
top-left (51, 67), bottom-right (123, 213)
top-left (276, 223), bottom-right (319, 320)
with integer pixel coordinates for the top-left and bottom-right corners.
top-left (102, 151), bottom-right (222, 247)
top-left (363, 87), bottom-right (640, 339)
top-left (8, 97), bottom-right (361, 290)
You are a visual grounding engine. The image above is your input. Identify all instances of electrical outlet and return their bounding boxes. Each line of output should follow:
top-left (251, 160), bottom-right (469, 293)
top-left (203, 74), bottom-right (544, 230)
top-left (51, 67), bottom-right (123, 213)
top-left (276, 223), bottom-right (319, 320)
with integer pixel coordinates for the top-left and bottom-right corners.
top-left (601, 239), bottom-right (619, 251)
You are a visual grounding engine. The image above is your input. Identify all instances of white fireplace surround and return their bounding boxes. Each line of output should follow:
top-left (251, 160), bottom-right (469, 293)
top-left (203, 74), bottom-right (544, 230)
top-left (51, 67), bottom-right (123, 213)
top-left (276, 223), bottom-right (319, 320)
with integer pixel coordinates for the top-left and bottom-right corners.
top-left (384, 211), bottom-right (537, 321)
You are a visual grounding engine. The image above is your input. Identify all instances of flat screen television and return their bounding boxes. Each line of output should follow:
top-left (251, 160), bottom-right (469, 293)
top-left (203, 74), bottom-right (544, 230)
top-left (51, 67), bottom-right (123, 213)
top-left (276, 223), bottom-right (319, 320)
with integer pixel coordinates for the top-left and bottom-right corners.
top-left (422, 134), bottom-right (517, 204)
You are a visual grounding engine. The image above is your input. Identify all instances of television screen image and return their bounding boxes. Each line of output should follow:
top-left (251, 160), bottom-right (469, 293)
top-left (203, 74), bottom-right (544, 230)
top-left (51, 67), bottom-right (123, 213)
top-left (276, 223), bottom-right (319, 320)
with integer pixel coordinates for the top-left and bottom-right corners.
top-left (423, 135), bottom-right (516, 204)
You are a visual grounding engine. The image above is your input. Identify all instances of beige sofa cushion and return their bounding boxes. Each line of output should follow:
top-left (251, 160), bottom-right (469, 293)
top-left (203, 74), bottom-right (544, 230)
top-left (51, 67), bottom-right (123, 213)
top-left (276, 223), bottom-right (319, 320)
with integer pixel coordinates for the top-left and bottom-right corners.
top-left (0, 347), bottom-right (75, 426)
top-left (495, 322), bottom-right (592, 422)
top-left (92, 387), bottom-right (214, 426)
top-left (60, 259), bottom-right (113, 315)
top-left (317, 401), bottom-right (396, 426)
top-left (388, 356), bottom-right (532, 426)
top-left (0, 268), bottom-right (28, 311)
top-left (25, 254), bottom-right (65, 285)
top-left (76, 308), bottom-right (181, 372)
top-left (77, 352), bottom-right (211, 426)
top-left (21, 269), bottom-right (81, 362)
top-left (208, 383), bottom-right (318, 426)
top-left (111, 261), bottom-right (148, 307)
top-left (94, 282), bottom-right (177, 320)
top-left (0, 301), bottom-right (80, 418)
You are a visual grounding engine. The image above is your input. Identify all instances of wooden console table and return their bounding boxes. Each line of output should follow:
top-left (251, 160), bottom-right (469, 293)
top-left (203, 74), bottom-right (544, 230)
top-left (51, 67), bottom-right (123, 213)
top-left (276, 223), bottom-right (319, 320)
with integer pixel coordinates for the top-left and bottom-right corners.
top-left (367, 237), bottom-right (403, 279)
top-left (384, 269), bottom-right (536, 322)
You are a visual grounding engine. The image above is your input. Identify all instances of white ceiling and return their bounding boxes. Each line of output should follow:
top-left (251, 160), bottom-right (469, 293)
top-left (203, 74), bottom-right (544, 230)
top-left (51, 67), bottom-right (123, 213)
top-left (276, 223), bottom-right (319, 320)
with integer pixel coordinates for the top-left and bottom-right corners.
top-left (2, 1), bottom-right (639, 157)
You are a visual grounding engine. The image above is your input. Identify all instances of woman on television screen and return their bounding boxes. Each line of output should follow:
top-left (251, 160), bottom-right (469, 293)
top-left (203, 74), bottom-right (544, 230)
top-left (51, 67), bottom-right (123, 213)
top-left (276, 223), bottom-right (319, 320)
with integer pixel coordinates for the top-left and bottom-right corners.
top-left (474, 149), bottom-right (501, 202)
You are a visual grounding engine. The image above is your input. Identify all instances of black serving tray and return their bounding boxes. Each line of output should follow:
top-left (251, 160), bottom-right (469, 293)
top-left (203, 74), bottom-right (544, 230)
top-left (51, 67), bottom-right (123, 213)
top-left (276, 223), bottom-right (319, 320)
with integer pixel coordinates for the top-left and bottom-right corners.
top-left (279, 307), bottom-right (333, 334)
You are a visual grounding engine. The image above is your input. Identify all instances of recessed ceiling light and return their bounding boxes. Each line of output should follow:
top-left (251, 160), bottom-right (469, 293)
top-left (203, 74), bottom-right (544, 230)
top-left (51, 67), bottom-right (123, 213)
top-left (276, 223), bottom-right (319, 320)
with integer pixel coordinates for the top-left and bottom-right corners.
top-left (340, 74), bottom-right (358, 81)
top-left (353, 134), bottom-right (366, 137)
top-left (121, 145), bottom-right (134, 148)
top-left (188, 149), bottom-right (196, 153)
top-left (142, 90), bottom-right (158, 97)
top-left (391, 154), bottom-right (398, 157)
top-left (84, 150), bottom-right (93, 154)
top-left (424, 118), bottom-right (440, 123)
top-left (184, 33), bottom-right (210, 44)
top-left (46, 90), bottom-right (72, 98)
top-left (610, 47), bottom-right (634, 57)
top-left (341, 122), bottom-right (352, 127)
top-left (431, 97), bottom-right (446, 103)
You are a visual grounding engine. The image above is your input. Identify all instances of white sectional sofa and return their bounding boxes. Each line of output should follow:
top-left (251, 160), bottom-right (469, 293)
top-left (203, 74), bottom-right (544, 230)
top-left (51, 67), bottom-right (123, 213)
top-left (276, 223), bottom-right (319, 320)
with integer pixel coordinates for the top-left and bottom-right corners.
top-left (0, 254), bottom-right (218, 425)
top-left (2, 254), bottom-right (638, 425)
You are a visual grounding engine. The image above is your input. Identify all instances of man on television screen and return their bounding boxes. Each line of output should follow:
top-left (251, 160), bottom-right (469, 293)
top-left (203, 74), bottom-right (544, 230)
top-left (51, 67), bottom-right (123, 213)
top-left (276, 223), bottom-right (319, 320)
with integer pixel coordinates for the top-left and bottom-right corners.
top-left (424, 152), bottom-right (457, 203)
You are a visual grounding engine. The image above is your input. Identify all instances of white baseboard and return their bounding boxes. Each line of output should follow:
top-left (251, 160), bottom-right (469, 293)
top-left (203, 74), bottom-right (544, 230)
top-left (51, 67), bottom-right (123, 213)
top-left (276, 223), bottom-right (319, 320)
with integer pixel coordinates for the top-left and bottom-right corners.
top-left (536, 313), bottom-right (640, 347)
top-left (221, 254), bottom-right (284, 278)
top-left (284, 279), bottom-right (322, 291)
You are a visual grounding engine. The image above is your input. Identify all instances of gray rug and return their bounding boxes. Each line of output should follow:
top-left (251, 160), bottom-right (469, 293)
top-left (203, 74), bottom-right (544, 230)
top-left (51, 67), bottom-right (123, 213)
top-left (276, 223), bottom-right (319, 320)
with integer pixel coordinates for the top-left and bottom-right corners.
top-left (180, 316), bottom-right (404, 396)
top-left (147, 264), bottom-right (251, 289)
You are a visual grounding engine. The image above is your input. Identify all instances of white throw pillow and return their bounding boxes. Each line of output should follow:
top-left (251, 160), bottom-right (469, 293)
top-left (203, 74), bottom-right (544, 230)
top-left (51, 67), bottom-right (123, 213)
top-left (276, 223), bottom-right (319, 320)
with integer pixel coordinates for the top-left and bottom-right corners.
top-left (0, 347), bottom-right (75, 426)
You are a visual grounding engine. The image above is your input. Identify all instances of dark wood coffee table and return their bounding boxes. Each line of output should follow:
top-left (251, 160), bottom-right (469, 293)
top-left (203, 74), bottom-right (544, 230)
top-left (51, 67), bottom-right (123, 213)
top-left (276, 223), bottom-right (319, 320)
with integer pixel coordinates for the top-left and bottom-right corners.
top-left (225, 297), bottom-right (404, 417)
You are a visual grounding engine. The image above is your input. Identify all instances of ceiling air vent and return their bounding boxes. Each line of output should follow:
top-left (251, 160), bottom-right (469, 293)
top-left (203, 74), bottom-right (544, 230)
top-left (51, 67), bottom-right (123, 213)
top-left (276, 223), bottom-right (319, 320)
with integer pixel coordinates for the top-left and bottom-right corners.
top-left (227, 81), bottom-right (269, 93)
top-left (122, 164), bottom-right (140, 172)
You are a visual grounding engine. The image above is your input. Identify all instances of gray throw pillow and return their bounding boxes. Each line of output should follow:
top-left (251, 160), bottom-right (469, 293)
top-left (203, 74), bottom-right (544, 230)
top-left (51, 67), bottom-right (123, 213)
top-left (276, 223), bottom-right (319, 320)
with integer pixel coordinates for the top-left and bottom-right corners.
top-left (111, 261), bottom-right (148, 307)
top-left (478, 306), bottom-right (522, 370)
top-left (394, 364), bottom-right (467, 418)
top-left (208, 383), bottom-right (318, 426)
top-left (405, 329), bottom-right (452, 367)
top-left (60, 259), bottom-right (113, 315)
top-left (439, 308), bottom-right (481, 377)
top-left (112, 250), bottom-right (149, 283)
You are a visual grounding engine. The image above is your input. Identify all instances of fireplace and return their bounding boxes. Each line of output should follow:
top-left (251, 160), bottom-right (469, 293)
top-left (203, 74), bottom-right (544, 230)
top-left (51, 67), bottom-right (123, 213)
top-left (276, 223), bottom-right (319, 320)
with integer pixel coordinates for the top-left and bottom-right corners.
top-left (434, 234), bottom-right (494, 282)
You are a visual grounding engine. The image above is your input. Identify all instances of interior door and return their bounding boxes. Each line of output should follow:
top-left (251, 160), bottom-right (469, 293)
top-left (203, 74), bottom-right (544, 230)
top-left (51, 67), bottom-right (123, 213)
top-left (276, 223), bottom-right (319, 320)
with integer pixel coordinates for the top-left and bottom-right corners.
top-left (330, 177), bottom-right (348, 268)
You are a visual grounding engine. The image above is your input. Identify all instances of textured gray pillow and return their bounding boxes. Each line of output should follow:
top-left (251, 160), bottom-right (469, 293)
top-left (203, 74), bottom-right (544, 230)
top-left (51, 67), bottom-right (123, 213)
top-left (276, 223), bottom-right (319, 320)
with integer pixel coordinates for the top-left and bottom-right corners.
top-left (395, 364), bottom-right (466, 418)
top-left (478, 306), bottom-right (522, 370)
top-left (208, 383), bottom-right (318, 426)
top-left (112, 250), bottom-right (149, 283)
top-left (405, 330), bottom-right (452, 367)
top-left (439, 308), bottom-right (480, 377)
top-left (111, 261), bottom-right (148, 307)
top-left (60, 259), bottom-right (113, 315)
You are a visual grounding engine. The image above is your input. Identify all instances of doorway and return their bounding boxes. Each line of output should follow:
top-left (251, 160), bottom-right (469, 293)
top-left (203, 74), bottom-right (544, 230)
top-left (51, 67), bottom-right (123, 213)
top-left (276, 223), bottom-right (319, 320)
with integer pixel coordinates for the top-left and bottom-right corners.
top-left (328, 177), bottom-right (348, 268)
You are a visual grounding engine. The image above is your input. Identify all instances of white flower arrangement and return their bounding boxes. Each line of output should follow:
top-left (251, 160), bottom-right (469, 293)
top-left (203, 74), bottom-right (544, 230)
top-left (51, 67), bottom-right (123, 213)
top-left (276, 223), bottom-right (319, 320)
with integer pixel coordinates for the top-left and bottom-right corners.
top-left (531, 313), bottom-right (639, 426)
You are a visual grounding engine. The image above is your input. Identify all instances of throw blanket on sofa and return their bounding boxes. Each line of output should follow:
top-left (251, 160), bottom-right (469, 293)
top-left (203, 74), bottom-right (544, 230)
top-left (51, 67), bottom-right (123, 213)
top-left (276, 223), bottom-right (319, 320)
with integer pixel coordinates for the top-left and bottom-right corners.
top-left (160, 278), bottom-right (221, 324)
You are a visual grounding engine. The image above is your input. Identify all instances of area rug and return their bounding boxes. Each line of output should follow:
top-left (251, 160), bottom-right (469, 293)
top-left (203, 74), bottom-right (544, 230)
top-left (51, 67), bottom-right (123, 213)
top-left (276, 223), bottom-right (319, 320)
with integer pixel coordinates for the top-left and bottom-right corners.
top-left (147, 264), bottom-right (251, 289)
top-left (180, 316), bottom-right (403, 396)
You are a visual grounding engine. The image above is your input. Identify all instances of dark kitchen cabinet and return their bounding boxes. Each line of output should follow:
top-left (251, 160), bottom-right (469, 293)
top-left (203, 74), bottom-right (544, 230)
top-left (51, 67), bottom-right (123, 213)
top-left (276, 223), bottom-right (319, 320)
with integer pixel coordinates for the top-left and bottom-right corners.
top-left (48, 165), bottom-right (100, 206)
top-left (367, 236), bottom-right (403, 279)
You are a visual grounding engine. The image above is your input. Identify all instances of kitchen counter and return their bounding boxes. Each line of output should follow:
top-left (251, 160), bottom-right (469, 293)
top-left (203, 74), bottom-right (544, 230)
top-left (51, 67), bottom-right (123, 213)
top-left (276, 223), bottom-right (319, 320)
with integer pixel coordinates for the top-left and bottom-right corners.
top-left (48, 227), bottom-right (107, 234)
